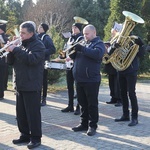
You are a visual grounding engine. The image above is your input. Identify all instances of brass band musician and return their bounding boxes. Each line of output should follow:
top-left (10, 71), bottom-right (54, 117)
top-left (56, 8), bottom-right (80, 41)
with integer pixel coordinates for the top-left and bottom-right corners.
top-left (105, 22), bottom-right (122, 107)
top-left (0, 20), bottom-right (9, 100)
top-left (112, 11), bottom-right (145, 126)
top-left (60, 22), bottom-right (84, 115)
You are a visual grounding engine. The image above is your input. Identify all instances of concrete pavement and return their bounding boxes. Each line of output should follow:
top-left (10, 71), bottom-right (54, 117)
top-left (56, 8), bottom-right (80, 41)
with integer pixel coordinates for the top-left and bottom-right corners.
top-left (0, 81), bottom-right (150, 150)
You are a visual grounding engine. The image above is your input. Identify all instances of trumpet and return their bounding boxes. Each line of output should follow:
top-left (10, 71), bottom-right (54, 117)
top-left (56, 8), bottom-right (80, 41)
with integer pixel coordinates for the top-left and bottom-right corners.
top-left (59, 39), bottom-right (86, 57)
top-left (0, 38), bottom-right (22, 58)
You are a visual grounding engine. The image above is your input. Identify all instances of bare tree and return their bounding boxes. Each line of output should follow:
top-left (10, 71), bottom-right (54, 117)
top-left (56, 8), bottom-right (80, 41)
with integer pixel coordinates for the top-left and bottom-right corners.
top-left (22, 0), bottom-right (74, 33)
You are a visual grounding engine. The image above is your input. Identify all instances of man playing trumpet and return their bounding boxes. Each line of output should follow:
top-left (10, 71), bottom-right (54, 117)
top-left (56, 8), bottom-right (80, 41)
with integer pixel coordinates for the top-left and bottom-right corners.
top-left (6, 21), bottom-right (45, 149)
top-left (70, 24), bottom-right (105, 136)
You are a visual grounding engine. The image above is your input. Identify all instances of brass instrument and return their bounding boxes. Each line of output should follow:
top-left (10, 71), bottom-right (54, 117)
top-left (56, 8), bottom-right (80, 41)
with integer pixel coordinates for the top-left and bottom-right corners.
top-left (63, 39), bottom-right (86, 55)
top-left (6, 25), bottom-right (20, 40)
top-left (59, 16), bottom-right (88, 57)
top-left (73, 16), bottom-right (89, 25)
top-left (0, 19), bottom-right (8, 24)
top-left (0, 38), bottom-right (22, 58)
top-left (103, 11), bottom-right (144, 71)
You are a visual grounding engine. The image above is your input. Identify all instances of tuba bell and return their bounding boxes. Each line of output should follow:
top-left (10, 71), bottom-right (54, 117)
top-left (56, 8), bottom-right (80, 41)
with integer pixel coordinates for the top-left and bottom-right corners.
top-left (103, 11), bottom-right (144, 71)
top-left (73, 16), bottom-right (89, 25)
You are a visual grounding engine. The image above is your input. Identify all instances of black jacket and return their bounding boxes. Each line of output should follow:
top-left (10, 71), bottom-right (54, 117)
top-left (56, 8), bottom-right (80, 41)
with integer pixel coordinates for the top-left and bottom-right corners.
top-left (38, 33), bottom-right (56, 61)
top-left (7, 34), bottom-right (45, 91)
top-left (71, 36), bottom-right (105, 82)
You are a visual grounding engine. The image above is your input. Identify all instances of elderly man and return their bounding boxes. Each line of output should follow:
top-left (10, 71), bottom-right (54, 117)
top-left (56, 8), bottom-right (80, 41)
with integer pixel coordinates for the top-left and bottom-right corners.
top-left (70, 24), bottom-right (105, 136)
top-left (6, 21), bottom-right (45, 149)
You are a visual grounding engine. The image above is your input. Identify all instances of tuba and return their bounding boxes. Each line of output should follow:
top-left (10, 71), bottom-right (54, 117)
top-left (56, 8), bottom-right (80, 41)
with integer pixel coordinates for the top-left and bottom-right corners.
top-left (102, 11), bottom-right (144, 71)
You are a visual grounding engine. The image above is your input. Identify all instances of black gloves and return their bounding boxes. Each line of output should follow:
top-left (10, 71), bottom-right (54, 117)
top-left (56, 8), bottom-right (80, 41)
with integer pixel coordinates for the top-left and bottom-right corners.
top-left (74, 44), bottom-right (84, 52)
top-left (134, 37), bottom-right (144, 47)
top-left (111, 42), bottom-right (120, 49)
top-left (130, 35), bottom-right (144, 47)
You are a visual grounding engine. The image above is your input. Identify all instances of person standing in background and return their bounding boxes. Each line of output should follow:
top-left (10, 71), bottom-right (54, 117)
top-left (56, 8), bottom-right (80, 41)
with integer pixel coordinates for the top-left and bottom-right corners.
top-left (60, 22), bottom-right (83, 115)
top-left (37, 23), bottom-right (56, 106)
top-left (105, 22), bottom-right (122, 107)
top-left (0, 22), bottom-right (9, 100)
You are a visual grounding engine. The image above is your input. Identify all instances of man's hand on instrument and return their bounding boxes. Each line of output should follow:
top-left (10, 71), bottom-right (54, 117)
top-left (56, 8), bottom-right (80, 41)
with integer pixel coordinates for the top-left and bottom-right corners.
top-left (74, 44), bottom-right (84, 52)
top-left (6, 44), bottom-right (16, 52)
top-left (130, 35), bottom-right (144, 47)
top-left (135, 37), bottom-right (144, 47)
top-left (111, 42), bottom-right (120, 49)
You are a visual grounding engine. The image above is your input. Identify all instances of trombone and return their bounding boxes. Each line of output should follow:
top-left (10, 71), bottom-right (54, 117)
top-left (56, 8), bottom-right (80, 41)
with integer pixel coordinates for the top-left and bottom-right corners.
top-left (59, 16), bottom-right (88, 57)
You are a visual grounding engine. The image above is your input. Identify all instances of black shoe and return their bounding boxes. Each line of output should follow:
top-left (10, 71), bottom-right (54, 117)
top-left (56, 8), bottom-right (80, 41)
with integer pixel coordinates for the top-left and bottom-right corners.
top-left (61, 106), bottom-right (74, 112)
top-left (74, 106), bottom-right (80, 115)
top-left (106, 101), bottom-right (116, 104)
top-left (27, 141), bottom-right (41, 149)
top-left (72, 124), bottom-right (88, 132)
top-left (87, 127), bottom-right (96, 136)
top-left (12, 138), bottom-right (30, 144)
top-left (115, 115), bottom-right (130, 122)
top-left (114, 102), bottom-right (122, 107)
top-left (128, 119), bottom-right (138, 126)
top-left (41, 100), bottom-right (46, 106)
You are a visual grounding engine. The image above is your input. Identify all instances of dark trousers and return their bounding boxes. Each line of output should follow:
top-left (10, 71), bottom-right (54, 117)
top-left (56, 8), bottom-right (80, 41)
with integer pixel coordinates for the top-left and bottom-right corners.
top-left (0, 63), bottom-right (7, 98)
top-left (76, 82), bottom-right (100, 129)
top-left (108, 72), bottom-right (121, 102)
top-left (4, 64), bottom-right (9, 90)
top-left (42, 69), bottom-right (48, 98)
top-left (16, 91), bottom-right (42, 142)
top-left (119, 72), bottom-right (138, 119)
top-left (66, 69), bottom-right (74, 107)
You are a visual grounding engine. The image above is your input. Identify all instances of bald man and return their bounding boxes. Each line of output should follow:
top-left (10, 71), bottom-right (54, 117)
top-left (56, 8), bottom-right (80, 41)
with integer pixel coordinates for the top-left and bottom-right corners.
top-left (70, 24), bottom-right (105, 136)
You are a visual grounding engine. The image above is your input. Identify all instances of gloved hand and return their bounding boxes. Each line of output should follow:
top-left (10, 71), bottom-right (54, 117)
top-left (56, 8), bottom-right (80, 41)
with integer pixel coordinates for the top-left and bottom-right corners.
top-left (74, 44), bottom-right (84, 51)
top-left (134, 37), bottom-right (144, 47)
top-left (130, 35), bottom-right (144, 47)
top-left (111, 42), bottom-right (120, 49)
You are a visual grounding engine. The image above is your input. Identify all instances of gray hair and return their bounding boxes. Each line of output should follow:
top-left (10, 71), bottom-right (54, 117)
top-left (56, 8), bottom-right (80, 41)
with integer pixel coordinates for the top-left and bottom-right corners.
top-left (20, 21), bottom-right (36, 33)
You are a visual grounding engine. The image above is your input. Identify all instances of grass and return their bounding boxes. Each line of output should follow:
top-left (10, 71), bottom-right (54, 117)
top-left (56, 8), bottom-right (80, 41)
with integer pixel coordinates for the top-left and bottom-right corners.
top-left (7, 73), bottom-right (150, 93)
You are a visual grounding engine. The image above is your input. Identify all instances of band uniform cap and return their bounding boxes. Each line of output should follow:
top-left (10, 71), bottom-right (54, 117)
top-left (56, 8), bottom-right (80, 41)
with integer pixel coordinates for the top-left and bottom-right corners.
top-left (72, 23), bottom-right (82, 32)
top-left (0, 24), bottom-right (6, 32)
top-left (41, 23), bottom-right (49, 33)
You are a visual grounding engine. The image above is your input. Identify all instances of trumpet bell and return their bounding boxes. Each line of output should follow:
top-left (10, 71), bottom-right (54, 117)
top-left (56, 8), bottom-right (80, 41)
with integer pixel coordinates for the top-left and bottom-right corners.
top-left (0, 19), bottom-right (8, 24)
top-left (73, 16), bottom-right (88, 25)
top-left (122, 11), bottom-right (144, 24)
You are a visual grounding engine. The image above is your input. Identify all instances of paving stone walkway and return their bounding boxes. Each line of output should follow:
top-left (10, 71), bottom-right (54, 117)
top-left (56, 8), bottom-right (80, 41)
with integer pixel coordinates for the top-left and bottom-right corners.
top-left (0, 81), bottom-right (150, 150)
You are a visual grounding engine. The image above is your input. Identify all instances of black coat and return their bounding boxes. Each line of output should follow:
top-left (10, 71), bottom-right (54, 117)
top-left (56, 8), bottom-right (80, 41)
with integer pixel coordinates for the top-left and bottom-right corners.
top-left (38, 33), bottom-right (56, 61)
top-left (7, 34), bottom-right (45, 91)
top-left (71, 36), bottom-right (105, 82)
